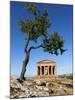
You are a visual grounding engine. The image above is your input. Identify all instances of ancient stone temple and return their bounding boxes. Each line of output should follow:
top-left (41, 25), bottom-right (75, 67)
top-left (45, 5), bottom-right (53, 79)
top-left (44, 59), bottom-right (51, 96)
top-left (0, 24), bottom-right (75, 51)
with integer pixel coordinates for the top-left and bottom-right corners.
top-left (36, 60), bottom-right (56, 78)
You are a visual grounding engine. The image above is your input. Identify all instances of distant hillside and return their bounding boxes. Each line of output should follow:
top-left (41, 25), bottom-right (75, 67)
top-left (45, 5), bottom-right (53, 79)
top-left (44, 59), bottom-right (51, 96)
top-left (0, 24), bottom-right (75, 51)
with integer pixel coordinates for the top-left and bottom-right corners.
top-left (58, 73), bottom-right (73, 79)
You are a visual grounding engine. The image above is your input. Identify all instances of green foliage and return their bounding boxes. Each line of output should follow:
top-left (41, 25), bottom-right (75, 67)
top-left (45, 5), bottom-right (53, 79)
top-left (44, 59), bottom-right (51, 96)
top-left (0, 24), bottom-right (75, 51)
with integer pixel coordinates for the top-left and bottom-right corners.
top-left (25, 3), bottom-right (37, 15)
top-left (43, 9), bottom-right (48, 17)
top-left (18, 19), bottom-right (33, 33)
top-left (18, 2), bottom-right (66, 55)
top-left (18, 3), bottom-right (51, 42)
top-left (43, 32), bottom-right (66, 55)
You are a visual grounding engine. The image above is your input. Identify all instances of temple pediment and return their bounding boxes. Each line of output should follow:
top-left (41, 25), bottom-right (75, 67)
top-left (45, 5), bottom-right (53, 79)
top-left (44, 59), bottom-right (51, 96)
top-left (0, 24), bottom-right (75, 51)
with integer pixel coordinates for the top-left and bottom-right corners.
top-left (37, 60), bottom-right (56, 64)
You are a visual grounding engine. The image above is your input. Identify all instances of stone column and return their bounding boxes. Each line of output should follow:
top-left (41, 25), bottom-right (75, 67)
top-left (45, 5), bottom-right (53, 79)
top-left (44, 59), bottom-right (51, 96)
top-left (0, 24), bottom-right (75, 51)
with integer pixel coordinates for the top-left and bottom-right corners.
top-left (53, 66), bottom-right (55, 75)
top-left (37, 66), bottom-right (40, 76)
top-left (37, 66), bottom-right (38, 76)
top-left (54, 67), bottom-right (56, 75)
top-left (54, 66), bottom-right (55, 75)
top-left (51, 66), bottom-right (53, 75)
top-left (38, 66), bottom-right (39, 76)
top-left (40, 66), bottom-right (42, 76)
top-left (48, 66), bottom-right (49, 76)
top-left (53, 66), bottom-right (54, 75)
top-left (44, 66), bottom-right (45, 76)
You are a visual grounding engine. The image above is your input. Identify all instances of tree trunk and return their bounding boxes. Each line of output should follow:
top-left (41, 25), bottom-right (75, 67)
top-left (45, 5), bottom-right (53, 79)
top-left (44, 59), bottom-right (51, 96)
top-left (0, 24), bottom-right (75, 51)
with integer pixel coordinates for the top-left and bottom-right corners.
top-left (19, 52), bottom-right (30, 80)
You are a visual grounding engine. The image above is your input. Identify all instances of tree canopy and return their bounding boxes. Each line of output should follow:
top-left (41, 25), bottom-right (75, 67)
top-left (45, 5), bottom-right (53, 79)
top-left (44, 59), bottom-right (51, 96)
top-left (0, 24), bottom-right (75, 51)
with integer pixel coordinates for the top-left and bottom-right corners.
top-left (18, 2), bottom-right (66, 55)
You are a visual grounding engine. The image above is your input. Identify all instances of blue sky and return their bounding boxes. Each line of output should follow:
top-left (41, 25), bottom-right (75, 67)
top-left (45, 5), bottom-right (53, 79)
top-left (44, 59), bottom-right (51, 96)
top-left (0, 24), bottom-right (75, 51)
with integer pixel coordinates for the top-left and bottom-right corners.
top-left (10, 1), bottom-right (73, 77)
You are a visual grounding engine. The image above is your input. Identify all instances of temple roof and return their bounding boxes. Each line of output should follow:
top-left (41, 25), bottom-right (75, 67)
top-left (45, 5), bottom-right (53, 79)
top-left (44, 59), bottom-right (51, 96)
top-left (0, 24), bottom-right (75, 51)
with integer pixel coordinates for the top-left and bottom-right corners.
top-left (37, 59), bottom-right (56, 64)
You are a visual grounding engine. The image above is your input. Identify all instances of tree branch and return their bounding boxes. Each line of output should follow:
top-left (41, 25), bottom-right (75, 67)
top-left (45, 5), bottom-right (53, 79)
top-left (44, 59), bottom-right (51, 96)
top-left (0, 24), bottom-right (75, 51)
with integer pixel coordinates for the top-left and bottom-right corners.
top-left (28, 44), bottom-right (43, 52)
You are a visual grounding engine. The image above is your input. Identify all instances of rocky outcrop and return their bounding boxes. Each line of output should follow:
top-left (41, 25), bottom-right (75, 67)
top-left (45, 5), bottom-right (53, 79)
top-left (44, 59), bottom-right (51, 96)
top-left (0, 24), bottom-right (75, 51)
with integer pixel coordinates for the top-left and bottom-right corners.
top-left (10, 75), bottom-right (73, 98)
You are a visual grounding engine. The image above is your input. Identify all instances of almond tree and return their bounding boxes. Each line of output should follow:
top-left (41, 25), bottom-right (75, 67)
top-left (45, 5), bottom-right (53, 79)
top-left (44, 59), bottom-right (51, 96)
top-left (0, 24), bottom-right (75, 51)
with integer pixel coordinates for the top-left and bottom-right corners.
top-left (18, 3), bottom-right (66, 81)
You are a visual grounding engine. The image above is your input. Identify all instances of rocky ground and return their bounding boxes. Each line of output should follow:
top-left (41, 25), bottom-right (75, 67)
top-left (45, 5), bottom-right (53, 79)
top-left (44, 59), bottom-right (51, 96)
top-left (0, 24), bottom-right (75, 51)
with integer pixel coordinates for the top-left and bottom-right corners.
top-left (10, 74), bottom-right (73, 99)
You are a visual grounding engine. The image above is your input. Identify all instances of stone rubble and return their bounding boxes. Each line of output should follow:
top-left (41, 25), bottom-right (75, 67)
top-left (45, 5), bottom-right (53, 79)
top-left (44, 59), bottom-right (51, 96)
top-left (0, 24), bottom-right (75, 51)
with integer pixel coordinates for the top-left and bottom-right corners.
top-left (10, 75), bottom-right (73, 99)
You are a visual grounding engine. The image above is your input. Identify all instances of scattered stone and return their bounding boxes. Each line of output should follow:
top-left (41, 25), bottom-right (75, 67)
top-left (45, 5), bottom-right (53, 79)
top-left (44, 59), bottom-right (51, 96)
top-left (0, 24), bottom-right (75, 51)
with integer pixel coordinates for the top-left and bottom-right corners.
top-left (35, 85), bottom-right (43, 90)
top-left (36, 80), bottom-right (46, 86)
top-left (10, 75), bottom-right (73, 98)
top-left (44, 87), bottom-right (49, 91)
top-left (46, 82), bottom-right (54, 87)
top-left (49, 89), bottom-right (54, 94)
